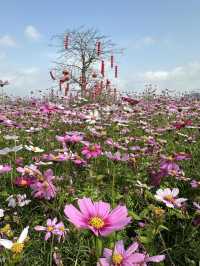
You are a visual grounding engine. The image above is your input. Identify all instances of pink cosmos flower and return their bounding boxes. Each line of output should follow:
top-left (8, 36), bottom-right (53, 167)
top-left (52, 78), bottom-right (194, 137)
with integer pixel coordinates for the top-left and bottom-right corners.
top-left (155, 188), bottom-right (187, 208)
top-left (30, 169), bottom-right (57, 200)
top-left (138, 253), bottom-right (165, 266)
top-left (97, 240), bottom-right (145, 266)
top-left (64, 197), bottom-right (131, 236)
top-left (70, 154), bottom-right (86, 166)
top-left (42, 153), bottom-right (70, 162)
top-left (105, 151), bottom-right (129, 162)
top-left (190, 180), bottom-right (200, 188)
top-left (159, 153), bottom-right (191, 174)
top-left (0, 165), bottom-right (12, 174)
top-left (81, 144), bottom-right (102, 159)
top-left (14, 176), bottom-right (33, 187)
top-left (34, 218), bottom-right (66, 242)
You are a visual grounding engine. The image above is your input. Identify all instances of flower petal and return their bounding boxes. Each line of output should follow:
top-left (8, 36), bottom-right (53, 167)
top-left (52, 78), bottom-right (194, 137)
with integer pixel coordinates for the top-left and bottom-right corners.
top-left (18, 226), bottom-right (29, 243)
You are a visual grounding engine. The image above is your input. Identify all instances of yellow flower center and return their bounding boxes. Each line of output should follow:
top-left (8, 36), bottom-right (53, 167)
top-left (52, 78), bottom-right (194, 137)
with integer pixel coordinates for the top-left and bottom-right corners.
top-left (164, 195), bottom-right (175, 203)
top-left (11, 243), bottom-right (24, 254)
top-left (167, 156), bottom-right (173, 161)
top-left (59, 226), bottom-right (65, 232)
top-left (43, 181), bottom-right (49, 189)
top-left (47, 226), bottom-right (54, 232)
top-left (89, 217), bottom-right (104, 229)
top-left (112, 253), bottom-right (123, 265)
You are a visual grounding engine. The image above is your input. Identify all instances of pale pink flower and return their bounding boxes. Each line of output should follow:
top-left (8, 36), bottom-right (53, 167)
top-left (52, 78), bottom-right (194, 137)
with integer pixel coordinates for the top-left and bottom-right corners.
top-left (0, 165), bottom-right (12, 174)
top-left (155, 188), bottom-right (187, 208)
top-left (30, 169), bottom-right (57, 200)
top-left (35, 218), bottom-right (66, 241)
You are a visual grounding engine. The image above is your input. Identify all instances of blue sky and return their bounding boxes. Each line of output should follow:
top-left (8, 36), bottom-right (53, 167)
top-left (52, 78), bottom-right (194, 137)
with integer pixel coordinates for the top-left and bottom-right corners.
top-left (1, 0), bottom-right (200, 95)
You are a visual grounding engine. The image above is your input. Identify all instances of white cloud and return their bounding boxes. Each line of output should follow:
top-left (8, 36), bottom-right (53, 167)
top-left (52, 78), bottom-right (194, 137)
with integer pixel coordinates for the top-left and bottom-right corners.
top-left (122, 62), bottom-right (200, 93)
top-left (142, 36), bottom-right (156, 45)
top-left (0, 64), bottom-right (52, 96)
top-left (0, 35), bottom-right (17, 47)
top-left (24, 25), bottom-right (41, 40)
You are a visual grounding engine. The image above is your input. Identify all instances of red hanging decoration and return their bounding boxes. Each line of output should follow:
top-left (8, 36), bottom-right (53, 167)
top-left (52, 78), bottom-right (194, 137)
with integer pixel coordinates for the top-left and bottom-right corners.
top-left (106, 79), bottom-right (111, 89)
top-left (100, 80), bottom-right (104, 91)
top-left (50, 70), bottom-right (56, 80)
top-left (64, 35), bottom-right (69, 49)
top-left (100, 60), bottom-right (105, 77)
top-left (96, 41), bottom-right (101, 56)
top-left (63, 70), bottom-right (69, 76)
top-left (92, 72), bottom-right (97, 78)
top-left (60, 75), bottom-right (70, 83)
top-left (115, 65), bottom-right (118, 78)
top-left (111, 55), bottom-right (114, 68)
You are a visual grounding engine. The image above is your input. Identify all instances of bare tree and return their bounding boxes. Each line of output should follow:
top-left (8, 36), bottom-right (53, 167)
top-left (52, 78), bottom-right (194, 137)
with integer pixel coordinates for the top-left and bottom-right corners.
top-left (50, 26), bottom-right (122, 96)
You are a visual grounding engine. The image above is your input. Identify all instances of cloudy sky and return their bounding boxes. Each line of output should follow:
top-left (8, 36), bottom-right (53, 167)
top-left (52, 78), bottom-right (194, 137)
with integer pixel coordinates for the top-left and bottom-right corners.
top-left (1, 0), bottom-right (200, 96)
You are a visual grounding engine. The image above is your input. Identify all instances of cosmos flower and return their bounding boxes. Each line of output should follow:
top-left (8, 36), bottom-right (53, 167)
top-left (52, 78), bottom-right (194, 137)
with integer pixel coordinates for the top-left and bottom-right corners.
top-left (0, 165), bottom-right (12, 174)
top-left (97, 240), bottom-right (145, 266)
top-left (35, 218), bottom-right (66, 242)
top-left (0, 209), bottom-right (4, 218)
top-left (190, 180), bottom-right (200, 188)
top-left (6, 194), bottom-right (31, 208)
top-left (64, 197), bottom-right (131, 236)
top-left (14, 176), bottom-right (33, 187)
top-left (0, 226), bottom-right (29, 254)
top-left (155, 188), bottom-right (187, 208)
top-left (81, 144), bottom-right (102, 159)
top-left (30, 169), bottom-right (57, 200)
top-left (24, 145), bottom-right (44, 153)
top-left (139, 253), bottom-right (165, 266)
top-left (104, 151), bottom-right (129, 162)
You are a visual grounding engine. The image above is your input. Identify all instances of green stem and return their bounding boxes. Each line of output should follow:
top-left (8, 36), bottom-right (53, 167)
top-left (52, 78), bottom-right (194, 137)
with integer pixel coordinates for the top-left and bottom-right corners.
top-left (159, 232), bottom-right (175, 266)
top-left (49, 235), bottom-right (54, 266)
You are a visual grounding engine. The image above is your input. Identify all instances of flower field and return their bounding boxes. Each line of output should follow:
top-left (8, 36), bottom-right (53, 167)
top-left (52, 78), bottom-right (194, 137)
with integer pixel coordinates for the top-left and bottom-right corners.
top-left (0, 94), bottom-right (200, 265)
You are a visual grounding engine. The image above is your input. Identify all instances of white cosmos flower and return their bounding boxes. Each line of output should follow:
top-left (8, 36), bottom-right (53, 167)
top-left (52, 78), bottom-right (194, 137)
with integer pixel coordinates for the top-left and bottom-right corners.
top-left (0, 226), bottom-right (29, 254)
top-left (24, 145), bottom-right (44, 153)
top-left (0, 209), bottom-right (4, 218)
top-left (85, 110), bottom-right (101, 124)
top-left (155, 188), bottom-right (187, 208)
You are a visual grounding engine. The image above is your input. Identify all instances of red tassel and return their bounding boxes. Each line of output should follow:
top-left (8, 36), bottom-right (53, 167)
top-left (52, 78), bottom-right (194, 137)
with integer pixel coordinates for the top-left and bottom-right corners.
top-left (111, 55), bottom-right (114, 68)
top-left (115, 65), bottom-right (118, 78)
top-left (96, 41), bottom-right (101, 56)
top-left (100, 60), bottom-right (105, 77)
top-left (50, 70), bottom-right (56, 80)
top-left (64, 35), bottom-right (69, 49)
top-left (60, 75), bottom-right (70, 83)
top-left (106, 79), bottom-right (111, 89)
top-left (63, 70), bottom-right (69, 76)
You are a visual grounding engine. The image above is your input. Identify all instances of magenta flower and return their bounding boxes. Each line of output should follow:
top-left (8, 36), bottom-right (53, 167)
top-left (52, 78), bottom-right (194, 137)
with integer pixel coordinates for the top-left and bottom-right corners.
top-left (159, 156), bottom-right (180, 173)
top-left (0, 165), bottom-right (12, 174)
top-left (81, 144), bottom-right (102, 159)
top-left (30, 169), bottom-right (57, 200)
top-left (14, 176), bottom-right (33, 187)
top-left (97, 240), bottom-right (145, 266)
top-left (35, 218), bottom-right (66, 241)
top-left (64, 197), bottom-right (131, 236)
